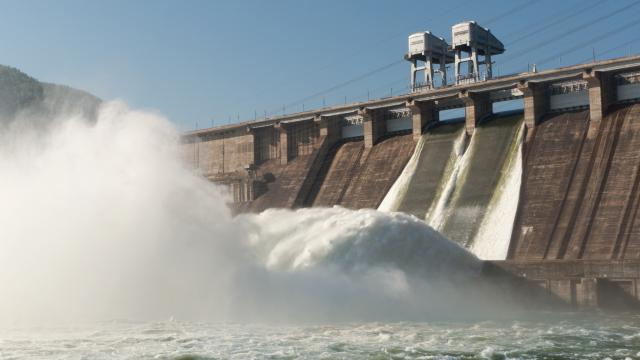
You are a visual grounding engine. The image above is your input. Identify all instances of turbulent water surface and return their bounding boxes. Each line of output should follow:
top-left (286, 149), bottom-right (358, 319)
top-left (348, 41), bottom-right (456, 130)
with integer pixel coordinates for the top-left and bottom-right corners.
top-left (2, 314), bottom-right (640, 359)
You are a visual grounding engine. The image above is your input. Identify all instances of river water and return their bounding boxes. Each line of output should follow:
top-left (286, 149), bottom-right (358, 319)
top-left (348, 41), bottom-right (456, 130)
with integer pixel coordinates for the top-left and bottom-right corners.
top-left (2, 314), bottom-right (639, 359)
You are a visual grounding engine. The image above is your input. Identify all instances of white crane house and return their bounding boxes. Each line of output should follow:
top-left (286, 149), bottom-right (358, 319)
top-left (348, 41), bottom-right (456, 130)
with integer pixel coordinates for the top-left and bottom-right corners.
top-left (451, 21), bottom-right (505, 84)
top-left (405, 31), bottom-right (454, 91)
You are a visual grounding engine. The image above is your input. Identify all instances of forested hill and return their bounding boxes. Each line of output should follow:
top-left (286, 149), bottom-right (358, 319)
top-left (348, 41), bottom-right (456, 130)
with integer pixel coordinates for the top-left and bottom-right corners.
top-left (0, 65), bottom-right (101, 123)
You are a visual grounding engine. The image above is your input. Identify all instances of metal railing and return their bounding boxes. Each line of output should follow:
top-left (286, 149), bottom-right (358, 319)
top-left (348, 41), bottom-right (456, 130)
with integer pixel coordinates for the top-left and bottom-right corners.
top-left (616, 71), bottom-right (640, 85)
top-left (549, 80), bottom-right (588, 95)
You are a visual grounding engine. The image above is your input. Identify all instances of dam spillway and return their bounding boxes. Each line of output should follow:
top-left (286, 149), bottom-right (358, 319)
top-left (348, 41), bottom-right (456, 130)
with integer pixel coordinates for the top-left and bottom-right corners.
top-left (438, 113), bottom-right (522, 249)
top-left (379, 113), bottom-right (523, 257)
top-left (388, 122), bottom-right (465, 221)
top-left (182, 55), bottom-right (640, 309)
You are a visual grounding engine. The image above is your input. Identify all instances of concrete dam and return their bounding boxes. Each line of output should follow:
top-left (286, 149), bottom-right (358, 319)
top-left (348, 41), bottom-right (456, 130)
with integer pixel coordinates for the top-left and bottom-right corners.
top-left (182, 42), bottom-right (640, 308)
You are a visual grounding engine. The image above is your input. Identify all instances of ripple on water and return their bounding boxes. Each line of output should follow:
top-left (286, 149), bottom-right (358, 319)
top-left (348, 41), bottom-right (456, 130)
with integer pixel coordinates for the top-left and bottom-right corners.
top-left (2, 315), bottom-right (640, 359)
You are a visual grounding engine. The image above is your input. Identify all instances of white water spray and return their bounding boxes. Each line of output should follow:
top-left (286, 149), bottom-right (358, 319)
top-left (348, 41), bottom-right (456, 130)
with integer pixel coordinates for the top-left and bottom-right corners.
top-left (0, 101), bottom-right (504, 325)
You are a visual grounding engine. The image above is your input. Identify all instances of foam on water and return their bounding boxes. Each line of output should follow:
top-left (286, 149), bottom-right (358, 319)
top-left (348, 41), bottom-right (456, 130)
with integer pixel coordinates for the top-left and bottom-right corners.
top-left (239, 206), bottom-right (479, 276)
top-left (2, 315), bottom-right (639, 359)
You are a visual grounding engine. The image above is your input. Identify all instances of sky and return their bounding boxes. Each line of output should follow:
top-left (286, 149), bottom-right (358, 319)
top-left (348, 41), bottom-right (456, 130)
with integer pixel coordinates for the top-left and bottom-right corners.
top-left (0, 0), bottom-right (638, 130)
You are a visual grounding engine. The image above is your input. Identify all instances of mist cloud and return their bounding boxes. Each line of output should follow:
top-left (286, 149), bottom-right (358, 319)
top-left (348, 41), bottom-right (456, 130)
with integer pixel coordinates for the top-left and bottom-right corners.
top-left (0, 101), bottom-right (517, 325)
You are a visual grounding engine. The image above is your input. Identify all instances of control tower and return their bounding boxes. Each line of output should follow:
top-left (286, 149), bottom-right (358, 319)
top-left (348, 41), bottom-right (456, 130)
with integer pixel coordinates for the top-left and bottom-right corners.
top-left (451, 21), bottom-right (504, 84)
top-left (404, 31), bottom-right (454, 91)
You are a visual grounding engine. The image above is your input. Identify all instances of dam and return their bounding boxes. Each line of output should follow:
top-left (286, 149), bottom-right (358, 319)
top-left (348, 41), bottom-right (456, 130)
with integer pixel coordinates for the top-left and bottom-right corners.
top-left (182, 22), bottom-right (640, 309)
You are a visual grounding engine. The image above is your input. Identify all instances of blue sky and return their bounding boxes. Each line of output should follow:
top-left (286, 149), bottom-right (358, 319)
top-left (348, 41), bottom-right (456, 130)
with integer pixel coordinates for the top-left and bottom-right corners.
top-left (0, 0), bottom-right (638, 130)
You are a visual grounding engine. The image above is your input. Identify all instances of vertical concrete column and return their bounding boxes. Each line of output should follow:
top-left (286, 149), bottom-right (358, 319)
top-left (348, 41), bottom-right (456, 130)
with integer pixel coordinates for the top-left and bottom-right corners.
top-left (245, 126), bottom-right (256, 168)
top-left (459, 90), bottom-right (492, 135)
top-left (583, 69), bottom-right (615, 122)
top-left (548, 280), bottom-right (574, 304)
top-left (360, 107), bottom-right (384, 148)
top-left (316, 115), bottom-right (329, 137)
top-left (276, 122), bottom-right (289, 165)
top-left (577, 278), bottom-right (598, 308)
top-left (406, 99), bottom-right (438, 141)
top-left (241, 177), bottom-right (254, 202)
top-left (518, 81), bottom-right (548, 129)
top-left (242, 157), bottom-right (256, 202)
top-left (314, 114), bottom-right (339, 148)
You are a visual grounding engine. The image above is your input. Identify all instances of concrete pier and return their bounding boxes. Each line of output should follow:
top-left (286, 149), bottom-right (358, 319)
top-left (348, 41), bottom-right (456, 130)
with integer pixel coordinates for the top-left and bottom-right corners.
top-left (484, 260), bottom-right (640, 309)
top-left (584, 69), bottom-right (615, 123)
top-left (276, 122), bottom-right (289, 165)
top-left (360, 107), bottom-right (385, 148)
top-left (459, 90), bottom-right (492, 135)
top-left (406, 99), bottom-right (438, 141)
top-left (518, 81), bottom-right (548, 128)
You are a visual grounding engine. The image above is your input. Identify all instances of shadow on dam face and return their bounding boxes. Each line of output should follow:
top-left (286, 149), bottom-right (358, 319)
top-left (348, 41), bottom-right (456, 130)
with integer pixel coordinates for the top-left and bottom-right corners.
top-left (304, 133), bottom-right (415, 209)
top-left (509, 110), bottom-right (591, 260)
top-left (597, 278), bottom-right (640, 310)
top-left (510, 103), bottom-right (640, 261)
top-left (304, 138), bottom-right (365, 208)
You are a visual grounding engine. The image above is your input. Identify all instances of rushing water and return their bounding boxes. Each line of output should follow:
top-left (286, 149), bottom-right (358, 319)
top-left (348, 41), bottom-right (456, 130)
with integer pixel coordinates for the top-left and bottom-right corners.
top-left (380, 115), bottom-right (523, 260)
top-left (2, 314), bottom-right (640, 359)
top-left (2, 102), bottom-right (638, 359)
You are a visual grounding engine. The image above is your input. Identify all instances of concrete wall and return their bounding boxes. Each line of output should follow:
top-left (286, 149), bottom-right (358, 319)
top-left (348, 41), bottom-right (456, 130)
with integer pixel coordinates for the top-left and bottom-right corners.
top-left (484, 259), bottom-right (640, 309)
top-left (253, 126), bottom-right (279, 164)
top-left (285, 120), bottom-right (320, 159)
top-left (182, 128), bottom-right (254, 176)
top-left (509, 103), bottom-right (640, 261)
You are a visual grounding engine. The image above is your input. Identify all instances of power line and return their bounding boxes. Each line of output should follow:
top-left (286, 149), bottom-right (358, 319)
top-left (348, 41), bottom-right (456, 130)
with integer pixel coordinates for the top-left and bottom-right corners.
top-left (501, 0), bottom-right (579, 41)
top-left (504, 0), bottom-right (607, 45)
top-left (266, 58), bottom-right (404, 116)
top-left (256, 0), bottom-right (472, 100)
top-left (577, 35), bottom-right (640, 63)
top-left (351, 77), bottom-right (410, 103)
top-left (500, 0), bottom-right (640, 65)
top-left (262, 1), bottom-right (549, 117)
top-left (255, 1), bottom-right (626, 121)
top-left (313, 0), bottom-right (472, 74)
top-left (243, 1), bottom-right (473, 120)
top-left (483, 0), bottom-right (541, 26)
top-left (536, 18), bottom-right (640, 65)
